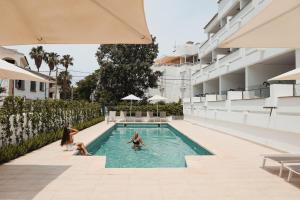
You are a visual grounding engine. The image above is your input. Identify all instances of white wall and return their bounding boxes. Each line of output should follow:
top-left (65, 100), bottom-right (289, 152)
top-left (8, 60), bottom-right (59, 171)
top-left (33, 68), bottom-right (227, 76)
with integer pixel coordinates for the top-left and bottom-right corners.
top-left (204, 78), bottom-right (219, 94)
top-left (193, 83), bottom-right (203, 96)
top-left (149, 64), bottom-right (192, 103)
top-left (14, 81), bottom-right (49, 99)
top-left (246, 64), bottom-right (294, 89)
top-left (220, 72), bottom-right (245, 92)
top-left (184, 96), bottom-right (300, 153)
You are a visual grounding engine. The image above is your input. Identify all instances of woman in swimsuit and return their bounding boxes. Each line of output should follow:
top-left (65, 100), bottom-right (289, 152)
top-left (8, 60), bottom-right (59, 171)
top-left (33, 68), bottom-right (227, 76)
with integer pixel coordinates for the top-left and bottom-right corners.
top-left (60, 124), bottom-right (91, 155)
top-left (128, 131), bottom-right (144, 149)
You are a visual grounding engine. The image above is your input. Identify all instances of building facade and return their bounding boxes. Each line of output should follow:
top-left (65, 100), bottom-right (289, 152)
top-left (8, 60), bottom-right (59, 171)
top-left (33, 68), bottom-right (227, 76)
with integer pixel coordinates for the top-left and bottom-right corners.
top-left (147, 42), bottom-right (200, 103)
top-left (0, 47), bottom-right (60, 100)
top-left (183, 0), bottom-right (300, 153)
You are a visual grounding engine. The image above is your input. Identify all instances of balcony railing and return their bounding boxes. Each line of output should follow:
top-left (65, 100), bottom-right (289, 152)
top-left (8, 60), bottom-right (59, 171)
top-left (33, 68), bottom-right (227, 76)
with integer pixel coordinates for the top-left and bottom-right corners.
top-left (199, 0), bottom-right (266, 57)
top-left (192, 49), bottom-right (242, 84)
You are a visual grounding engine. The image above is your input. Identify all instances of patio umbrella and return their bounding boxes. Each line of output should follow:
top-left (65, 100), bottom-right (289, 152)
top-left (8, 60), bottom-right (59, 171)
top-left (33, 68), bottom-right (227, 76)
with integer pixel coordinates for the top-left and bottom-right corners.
top-left (220, 0), bottom-right (300, 48)
top-left (0, 59), bottom-right (48, 82)
top-left (121, 94), bottom-right (141, 117)
top-left (0, 0), bottom-right (151, 45)
top-left (148, 95), bottom-right (167, 117)
top-left (268, 68), bottom-right (300, 81)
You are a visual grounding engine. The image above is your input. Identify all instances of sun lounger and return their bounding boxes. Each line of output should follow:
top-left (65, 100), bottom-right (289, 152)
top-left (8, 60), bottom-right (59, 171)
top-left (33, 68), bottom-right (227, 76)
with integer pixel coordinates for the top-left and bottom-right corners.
top-left (160, 111), bottom-right (167, 122)
top-left (286, 165), bottom-right (300, 182)
top-left (147, 111), bottom-right (157, 122)
top-left (120, 111), bottom-right (127, 122)
top-left (262, 154), bottom-right (300, 176)
top-left (108, 111), bottom-right (116, 122)
top-left (135, 111), bottom-right (143, 122)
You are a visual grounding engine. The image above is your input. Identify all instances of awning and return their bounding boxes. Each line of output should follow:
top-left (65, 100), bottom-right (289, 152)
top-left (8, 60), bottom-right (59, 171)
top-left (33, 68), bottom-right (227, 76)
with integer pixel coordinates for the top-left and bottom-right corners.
top-left (0, 59), bottom-right (49, 82)
top-left (220, 0), bottom-right (300, 48)
top-left (155, 56), bottom-right (181, 65)
top-left (269, 68), bottom-right (300, 81)
top-left (0, 0), bottom-right (151, 45)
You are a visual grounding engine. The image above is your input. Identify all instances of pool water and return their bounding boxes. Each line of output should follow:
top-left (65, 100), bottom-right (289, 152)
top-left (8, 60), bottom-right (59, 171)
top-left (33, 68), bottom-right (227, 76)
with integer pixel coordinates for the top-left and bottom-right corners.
top-left (87, 124), bottom-right (212, 168)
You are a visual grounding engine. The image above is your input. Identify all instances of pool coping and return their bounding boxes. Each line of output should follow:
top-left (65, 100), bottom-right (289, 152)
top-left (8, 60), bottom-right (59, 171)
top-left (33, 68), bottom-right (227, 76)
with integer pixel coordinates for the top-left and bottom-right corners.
top-left (82, 122), bottom-right (215, 168)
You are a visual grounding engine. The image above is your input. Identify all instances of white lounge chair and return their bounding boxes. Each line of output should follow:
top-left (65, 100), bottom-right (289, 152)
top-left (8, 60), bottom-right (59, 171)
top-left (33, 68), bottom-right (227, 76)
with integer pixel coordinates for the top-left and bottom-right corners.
top-left (108, 111), bottom-right (116, 122)
top-left (286, 165), bottom-right (300, 182)
top-left (147, 111), bottom-right (157, 122)
top-left (135, 111), bottom-right (143, 122)
top-left (120, 111), bottom-right (127, 122)
top-left (262, 154), bottom-right (300, 176)
top-left (159, 111), bottom-right (167, 122)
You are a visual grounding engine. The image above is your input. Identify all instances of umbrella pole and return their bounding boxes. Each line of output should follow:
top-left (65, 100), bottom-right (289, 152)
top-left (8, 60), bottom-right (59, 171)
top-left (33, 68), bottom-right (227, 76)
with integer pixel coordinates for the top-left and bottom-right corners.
top-left (157, 103), bottom-right (158, 118)
top-left (130, 100), bottom-right (132, 117)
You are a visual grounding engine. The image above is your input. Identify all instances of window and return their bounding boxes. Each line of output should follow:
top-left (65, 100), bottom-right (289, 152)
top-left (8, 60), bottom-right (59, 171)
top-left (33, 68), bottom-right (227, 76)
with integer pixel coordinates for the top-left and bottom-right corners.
top-left (30, 81), bottom-right (36, 92)
top-left (49, 83), bottom-right (53, 88)
top-left (49, 92), bottom-right (53, 98)
top-left (40, 82), bottom-right (45, 92)
top-left (15, 80), bottom-right (25, 90)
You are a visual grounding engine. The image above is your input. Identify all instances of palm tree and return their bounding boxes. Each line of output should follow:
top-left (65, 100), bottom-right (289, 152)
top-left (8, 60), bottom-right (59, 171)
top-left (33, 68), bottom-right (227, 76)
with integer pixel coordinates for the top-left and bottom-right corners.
top-left (29, 46), bottom-right (45, 72)
top-left (60, 55), bottom-right (74, 99)
top-left (60, 55), bottom-right (74, 73)
top-left (44, 52), bottom-right (60, 99)
top-left (43, 52), bottom-right (60, 77)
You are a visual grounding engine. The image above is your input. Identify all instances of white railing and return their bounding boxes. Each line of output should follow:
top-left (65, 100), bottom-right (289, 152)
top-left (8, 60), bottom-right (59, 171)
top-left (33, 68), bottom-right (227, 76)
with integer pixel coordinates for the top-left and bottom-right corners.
top-left (199, 0), bottom-right (269, 57)
top-left (218, 0), bottom-right (240, 18)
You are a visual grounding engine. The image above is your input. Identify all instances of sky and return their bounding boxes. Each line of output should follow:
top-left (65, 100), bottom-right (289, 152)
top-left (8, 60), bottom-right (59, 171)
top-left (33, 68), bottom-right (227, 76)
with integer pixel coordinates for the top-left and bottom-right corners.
top-left (6, 0), bottom-right (217, 84)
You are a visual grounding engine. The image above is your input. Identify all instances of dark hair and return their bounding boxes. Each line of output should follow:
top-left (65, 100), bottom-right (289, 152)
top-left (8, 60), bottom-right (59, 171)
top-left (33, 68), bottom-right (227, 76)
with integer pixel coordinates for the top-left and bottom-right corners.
top-left (60, 126), bottom-right (70, 146)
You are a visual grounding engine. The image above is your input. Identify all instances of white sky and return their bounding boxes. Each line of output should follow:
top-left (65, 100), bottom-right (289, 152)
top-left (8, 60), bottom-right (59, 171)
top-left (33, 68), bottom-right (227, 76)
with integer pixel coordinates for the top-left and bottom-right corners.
top-left (6, 0), bottom-right (217, 84)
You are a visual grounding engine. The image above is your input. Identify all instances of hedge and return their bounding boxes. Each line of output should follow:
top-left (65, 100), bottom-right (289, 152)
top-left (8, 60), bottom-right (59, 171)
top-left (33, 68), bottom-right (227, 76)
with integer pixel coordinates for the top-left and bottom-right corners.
top-left (0, 97), bottom-right (103, 164)
top-left (0, 117), bottom-right (104, 164)
top-left (109, 102), bottom-right (183, 116)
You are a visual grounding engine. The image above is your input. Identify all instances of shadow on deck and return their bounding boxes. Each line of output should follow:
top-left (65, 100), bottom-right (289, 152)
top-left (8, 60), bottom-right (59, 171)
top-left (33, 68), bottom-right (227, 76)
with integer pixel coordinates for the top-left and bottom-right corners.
top-left (0, 164), bottom-right (70, 200)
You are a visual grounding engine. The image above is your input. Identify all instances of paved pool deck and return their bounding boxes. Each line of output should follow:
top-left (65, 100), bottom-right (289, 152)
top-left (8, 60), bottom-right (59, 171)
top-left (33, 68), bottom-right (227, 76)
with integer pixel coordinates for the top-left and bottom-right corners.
top-left (0, 120), bottom-right (299, 200)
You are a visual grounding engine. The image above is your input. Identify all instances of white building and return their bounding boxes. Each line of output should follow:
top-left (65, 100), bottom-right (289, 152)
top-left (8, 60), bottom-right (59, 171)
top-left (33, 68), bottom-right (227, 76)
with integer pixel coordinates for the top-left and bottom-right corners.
top-left (183, 0), bottom-right (300, 153)
top-left (147, 42), bottom-right (200, 102)
top-left (0, 47), bottom-right (60, 100)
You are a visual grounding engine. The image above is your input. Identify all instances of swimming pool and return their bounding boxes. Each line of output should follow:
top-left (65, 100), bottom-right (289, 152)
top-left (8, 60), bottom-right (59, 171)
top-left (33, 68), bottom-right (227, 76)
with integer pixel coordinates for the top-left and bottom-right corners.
top-left (87, 123), bottom-right (212, 168)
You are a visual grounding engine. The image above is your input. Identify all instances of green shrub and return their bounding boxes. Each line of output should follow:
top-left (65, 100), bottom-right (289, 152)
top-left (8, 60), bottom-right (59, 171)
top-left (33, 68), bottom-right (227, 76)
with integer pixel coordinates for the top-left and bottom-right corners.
top-left (109, 102), bottom-right (183, 116)
top-left (0, 97), bottom-right (101, 146)
top-left (0, 117), bottom-right (104, 164)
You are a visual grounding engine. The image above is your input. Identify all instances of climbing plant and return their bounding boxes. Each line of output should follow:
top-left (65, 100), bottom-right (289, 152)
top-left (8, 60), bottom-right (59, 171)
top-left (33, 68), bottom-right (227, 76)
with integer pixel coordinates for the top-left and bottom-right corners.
top-left (0, 97), bottom-right (101, 147)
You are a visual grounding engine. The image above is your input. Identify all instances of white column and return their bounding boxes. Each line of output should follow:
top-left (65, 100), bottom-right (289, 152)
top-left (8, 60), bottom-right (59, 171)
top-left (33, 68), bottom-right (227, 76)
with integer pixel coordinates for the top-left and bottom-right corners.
top-left (295, 49), bottom-right (300, 84)
top-left (219, 76), bottom-right (223, 95)
top-left (245, 66), bottom-right (249, 90)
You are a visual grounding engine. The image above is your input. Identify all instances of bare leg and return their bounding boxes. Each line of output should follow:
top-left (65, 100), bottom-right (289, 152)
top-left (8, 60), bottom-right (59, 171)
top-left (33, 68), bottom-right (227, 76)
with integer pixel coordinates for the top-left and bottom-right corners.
top-left (77, 143), bottom-right (91, 156)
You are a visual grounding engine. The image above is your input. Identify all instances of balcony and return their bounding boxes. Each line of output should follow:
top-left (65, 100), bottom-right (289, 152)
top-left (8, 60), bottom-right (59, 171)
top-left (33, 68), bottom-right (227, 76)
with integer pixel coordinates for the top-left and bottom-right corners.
top-left (193, 48), bottom-right (242, 84)
top-left (199, 0), bottom-right (270, 57)
top-left (218, 0), bottom-right (240, 18)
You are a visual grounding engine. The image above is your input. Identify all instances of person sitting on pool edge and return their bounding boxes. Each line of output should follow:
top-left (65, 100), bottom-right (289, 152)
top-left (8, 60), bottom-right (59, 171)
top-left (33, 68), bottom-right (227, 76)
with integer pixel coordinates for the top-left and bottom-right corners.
top-left (60, 124), bottom-right (91, 156)
top-left (128, 131), bottom-right (144, 150)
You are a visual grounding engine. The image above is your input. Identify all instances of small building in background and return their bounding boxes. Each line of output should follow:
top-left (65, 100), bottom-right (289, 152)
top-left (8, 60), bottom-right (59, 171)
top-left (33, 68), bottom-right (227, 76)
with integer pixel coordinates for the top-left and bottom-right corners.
top-left (0, 46), bottom-right (60, 100)
top-left (147, 41), bottom-right (201, 103)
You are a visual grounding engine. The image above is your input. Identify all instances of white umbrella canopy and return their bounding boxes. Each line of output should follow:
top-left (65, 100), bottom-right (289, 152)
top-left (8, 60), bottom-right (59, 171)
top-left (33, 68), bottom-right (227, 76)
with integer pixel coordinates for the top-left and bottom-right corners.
top-left (148, 95), bottom-right (167, 102)
top-left (221, 0), bottom-right (300, 48)
top-left (121, 94), bottom-right (141, 117)
top-left (0, 0), bottom-right (152, 45)
top-left (269, 68), bottom-right (300, 81)
top-left (0, 59), bottom-right (49, 82)
top-left (148, 95), bottom-right (167, 117)
top-left (122, 94), bottom-right (142, 101)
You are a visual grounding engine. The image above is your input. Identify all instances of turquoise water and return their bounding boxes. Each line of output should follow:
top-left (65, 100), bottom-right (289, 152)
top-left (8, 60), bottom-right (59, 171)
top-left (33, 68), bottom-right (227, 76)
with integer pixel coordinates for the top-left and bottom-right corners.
top-left (87, 124), bottom-right (212, 168)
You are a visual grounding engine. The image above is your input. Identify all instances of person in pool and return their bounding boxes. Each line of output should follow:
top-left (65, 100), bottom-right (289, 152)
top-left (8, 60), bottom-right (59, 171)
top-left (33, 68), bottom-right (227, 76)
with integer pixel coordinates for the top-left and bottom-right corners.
top-left (60, 124), bottom-right (91, 156)
top-left (128, 131), bottom-right (144, 149)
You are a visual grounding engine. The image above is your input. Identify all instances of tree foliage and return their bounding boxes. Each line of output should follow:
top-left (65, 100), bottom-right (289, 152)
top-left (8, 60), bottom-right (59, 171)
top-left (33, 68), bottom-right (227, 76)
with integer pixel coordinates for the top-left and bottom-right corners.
top-left (43, 52), bottom-right (60, 77)
top-left (95, 36), bottom-right (160, 104)
top-left (29, 46), bottom-right (45, 72)
top-left (57, 71), bottom-right (72, 100)
top-left (73, 69), bottom-right (100, 101)
top-left (60, 55), bottom-right (74, 99)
